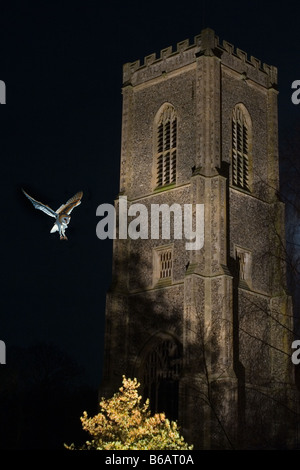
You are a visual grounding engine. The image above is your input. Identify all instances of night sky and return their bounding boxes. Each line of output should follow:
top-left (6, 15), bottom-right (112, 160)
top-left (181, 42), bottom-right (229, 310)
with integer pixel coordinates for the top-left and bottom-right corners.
top-left (1, 0), bottom-right (300, 450)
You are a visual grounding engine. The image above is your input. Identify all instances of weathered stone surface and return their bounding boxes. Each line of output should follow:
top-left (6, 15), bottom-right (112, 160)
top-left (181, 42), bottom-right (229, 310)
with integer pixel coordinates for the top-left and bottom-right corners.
top-left (101, 28), bottom-right (297, 449)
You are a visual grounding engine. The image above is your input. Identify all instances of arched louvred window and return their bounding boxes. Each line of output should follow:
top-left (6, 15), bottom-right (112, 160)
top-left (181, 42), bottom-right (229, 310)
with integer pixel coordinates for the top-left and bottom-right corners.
top-left (156, 105), bottom-right (177, 188)
top-left (232, 104), bottom-right (251, 191)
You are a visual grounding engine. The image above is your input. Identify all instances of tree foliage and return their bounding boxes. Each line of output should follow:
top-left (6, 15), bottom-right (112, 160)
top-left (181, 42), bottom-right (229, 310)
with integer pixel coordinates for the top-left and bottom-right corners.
top-left (66, 376), bottom-right (193, 450)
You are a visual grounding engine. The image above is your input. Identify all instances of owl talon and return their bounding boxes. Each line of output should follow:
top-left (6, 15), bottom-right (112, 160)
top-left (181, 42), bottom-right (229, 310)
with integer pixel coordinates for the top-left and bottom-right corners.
top-left (60, 235), bottom-right (68, 240)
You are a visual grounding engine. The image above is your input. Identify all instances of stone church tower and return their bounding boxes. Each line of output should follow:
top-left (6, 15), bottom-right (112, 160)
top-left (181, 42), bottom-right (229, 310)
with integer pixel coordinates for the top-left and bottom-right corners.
top-left (101, 28), bottom-right (297, 449)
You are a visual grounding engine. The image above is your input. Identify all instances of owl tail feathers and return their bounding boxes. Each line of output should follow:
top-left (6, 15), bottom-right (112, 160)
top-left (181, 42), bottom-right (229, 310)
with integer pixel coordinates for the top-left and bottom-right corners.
top-left (50, 223), bottom-right (59, 233)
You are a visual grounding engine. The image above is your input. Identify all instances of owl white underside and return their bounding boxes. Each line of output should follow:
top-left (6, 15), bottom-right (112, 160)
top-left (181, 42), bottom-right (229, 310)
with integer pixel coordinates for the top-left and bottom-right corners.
top-left (50, 223), bottom-right (59, 233)
top-left (22, 188), bottom-right (83, 240)
top-left (50, 221), bottom-right (68, 235)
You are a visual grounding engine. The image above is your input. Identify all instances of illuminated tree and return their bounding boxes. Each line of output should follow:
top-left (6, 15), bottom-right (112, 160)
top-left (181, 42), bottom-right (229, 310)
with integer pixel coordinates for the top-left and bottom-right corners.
top-left (65, 376), bottom-right (193, 450)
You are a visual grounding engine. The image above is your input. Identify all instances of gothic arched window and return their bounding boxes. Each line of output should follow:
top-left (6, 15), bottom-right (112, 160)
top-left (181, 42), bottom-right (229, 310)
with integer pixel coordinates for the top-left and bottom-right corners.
top-left (142, 337), bottom-right (181, 421)
top-left (231, 104), bottom-right (251, 191)
top-left (155, 104), bottom-right (177, 188)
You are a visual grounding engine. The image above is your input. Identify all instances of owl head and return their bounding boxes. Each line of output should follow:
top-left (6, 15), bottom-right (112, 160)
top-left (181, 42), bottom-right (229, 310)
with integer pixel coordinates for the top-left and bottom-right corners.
top-left (62, 215), bottom-right (71, 225)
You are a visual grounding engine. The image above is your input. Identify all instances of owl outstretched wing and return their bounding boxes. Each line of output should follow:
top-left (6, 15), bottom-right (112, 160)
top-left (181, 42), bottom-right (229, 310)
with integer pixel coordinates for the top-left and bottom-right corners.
top-left (56, 191), bottom-right (83, 215)
top-left (22, 189), bottom-right (57, 218)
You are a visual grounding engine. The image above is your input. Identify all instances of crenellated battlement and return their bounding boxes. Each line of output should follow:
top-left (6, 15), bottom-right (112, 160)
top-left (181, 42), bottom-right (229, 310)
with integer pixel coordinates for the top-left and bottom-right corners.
top-left (123, 28), bottom-right (277, 89)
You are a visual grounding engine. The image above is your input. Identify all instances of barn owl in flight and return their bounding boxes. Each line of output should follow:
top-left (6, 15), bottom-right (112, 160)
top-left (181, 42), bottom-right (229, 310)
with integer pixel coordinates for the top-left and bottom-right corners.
top-left (22, 189), bottom-right (83, 240)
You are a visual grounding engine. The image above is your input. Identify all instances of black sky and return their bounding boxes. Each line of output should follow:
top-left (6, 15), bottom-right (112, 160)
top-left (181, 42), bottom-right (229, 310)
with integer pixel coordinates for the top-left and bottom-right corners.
top-left (1, 0), bottom-right (300, 392)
